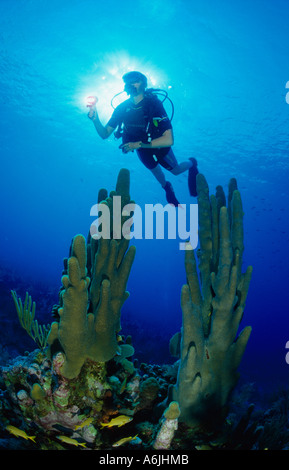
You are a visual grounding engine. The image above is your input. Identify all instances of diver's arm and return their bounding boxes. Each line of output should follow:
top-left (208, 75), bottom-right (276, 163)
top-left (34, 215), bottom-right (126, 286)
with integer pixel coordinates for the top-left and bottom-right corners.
top-left (88, 106), bottom-right (114, 140)
top-left (121, 129), bottom-right (174, 153)
top-left (142, 129), bottom-right (174, 148)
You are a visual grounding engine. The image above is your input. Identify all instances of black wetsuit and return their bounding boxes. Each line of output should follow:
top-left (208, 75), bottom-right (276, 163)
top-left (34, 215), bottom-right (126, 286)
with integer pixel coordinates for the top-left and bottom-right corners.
top-left (107, 94), bottom-right (177, 171)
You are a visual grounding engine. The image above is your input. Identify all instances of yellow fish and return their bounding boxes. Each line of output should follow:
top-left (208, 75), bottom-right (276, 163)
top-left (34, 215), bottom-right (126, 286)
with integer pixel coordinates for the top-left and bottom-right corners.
top-left (100, 415), bottom-right (133, 428)
top-left (6, 425), bottom-right (36, 443)
top-left (112, 434), bottom-right (139, 447)
top-left (74, 417), bottom-right (94, 430)
top-left (57, 435), bottom-right (86, 448)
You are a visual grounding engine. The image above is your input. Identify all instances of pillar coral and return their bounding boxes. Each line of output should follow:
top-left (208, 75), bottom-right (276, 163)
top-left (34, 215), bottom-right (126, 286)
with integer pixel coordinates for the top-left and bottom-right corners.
top-left (47, 169), bottom-right (136, 379)
top-left (169, 174), bottom-right (253, 429)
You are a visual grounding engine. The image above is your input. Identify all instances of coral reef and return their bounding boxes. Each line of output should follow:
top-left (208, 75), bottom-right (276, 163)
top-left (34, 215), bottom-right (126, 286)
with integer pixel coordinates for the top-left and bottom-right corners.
top-left (2, 169), bottom-right (287, 451)
top-left (1, 349), bottom-right (109, 442)
top-left (168, 174), bottom-right (253, 429)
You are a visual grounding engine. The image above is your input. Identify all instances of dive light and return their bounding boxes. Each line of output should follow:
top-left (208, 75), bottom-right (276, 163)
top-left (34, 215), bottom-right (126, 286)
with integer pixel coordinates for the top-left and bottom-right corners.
top-left (86, 96), bottom-right (98, 107)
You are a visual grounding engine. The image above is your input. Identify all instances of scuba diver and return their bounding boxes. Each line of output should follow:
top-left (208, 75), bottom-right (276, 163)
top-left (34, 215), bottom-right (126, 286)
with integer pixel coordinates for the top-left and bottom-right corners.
top-left (87, 71), bottom-right (198, 206)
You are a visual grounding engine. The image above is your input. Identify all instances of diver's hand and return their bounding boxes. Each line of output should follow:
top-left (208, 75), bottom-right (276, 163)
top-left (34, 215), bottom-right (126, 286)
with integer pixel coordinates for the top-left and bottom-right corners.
top-left (121, 141), bottom-right (142, 153)
top-left (87, 96), bottom-right (98, 120)
top-left (87, 106), bottom-right (96, 120)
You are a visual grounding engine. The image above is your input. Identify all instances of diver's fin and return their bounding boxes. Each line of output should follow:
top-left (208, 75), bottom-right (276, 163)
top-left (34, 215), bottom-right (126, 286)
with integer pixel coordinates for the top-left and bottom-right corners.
top-left (188, 157), bottom-right (199, 197)
top-left (164, 181), bottom-right (180, 207)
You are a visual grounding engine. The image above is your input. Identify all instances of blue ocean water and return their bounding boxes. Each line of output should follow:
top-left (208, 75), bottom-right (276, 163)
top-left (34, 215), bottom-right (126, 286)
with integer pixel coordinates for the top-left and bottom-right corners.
top-left (0, 0), bottom-right (288, 395)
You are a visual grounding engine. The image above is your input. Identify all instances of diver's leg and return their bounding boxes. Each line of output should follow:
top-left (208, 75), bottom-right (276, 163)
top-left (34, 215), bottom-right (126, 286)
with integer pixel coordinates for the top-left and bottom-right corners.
top-left (150, 164), bottom-right (167, 187)
top-left (147, 165), bottom-right (179, 206)
top-left (170, 160), bottom-right (193, 175)
top-left (136, 149), bottom-right (180, 206)
top-left (164, 151), bottom-right (199, 197)
top-left (159, 149), bottom-right (199, 197)
top-left (170, 159), bottom-right (199, 196)
top-left (150, 166), bottom-right (180, 206)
